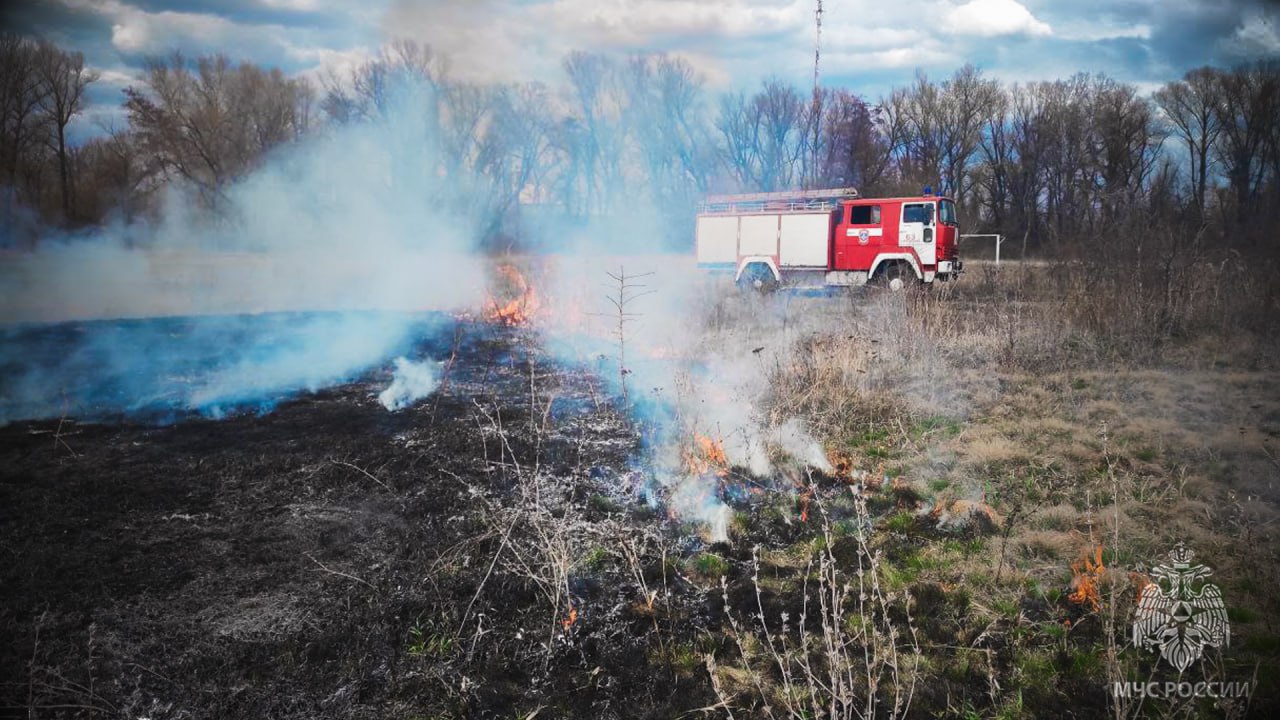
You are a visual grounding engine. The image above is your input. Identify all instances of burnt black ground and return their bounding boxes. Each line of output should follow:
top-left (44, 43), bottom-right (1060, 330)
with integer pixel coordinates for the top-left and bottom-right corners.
top-left (0, 321), bottom-right (720, 719)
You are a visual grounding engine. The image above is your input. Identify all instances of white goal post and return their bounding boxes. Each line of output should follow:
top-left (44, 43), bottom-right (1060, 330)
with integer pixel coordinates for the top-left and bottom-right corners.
top-left (959, 234), bottom-right (1006, 265)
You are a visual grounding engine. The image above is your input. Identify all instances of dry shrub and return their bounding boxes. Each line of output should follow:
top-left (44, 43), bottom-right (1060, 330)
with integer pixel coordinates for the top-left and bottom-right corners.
top-left (1014, 529), bottom-right (1076, 561)
top-left (896, 240), bottom-right (1280, 376)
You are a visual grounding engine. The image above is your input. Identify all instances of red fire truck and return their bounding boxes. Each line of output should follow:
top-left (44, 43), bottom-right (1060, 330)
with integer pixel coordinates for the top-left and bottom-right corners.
top-left (695, 187), bottom-right (962, 290)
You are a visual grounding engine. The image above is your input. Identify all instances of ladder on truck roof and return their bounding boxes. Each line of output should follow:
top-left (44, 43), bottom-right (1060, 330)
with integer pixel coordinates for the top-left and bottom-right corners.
top-left (698, 187), bottom-right (859, 214)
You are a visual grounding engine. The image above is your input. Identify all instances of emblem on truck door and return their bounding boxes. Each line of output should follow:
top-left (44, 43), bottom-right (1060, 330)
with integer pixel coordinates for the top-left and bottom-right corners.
top-left (858, 229), bottom-right (869, 245)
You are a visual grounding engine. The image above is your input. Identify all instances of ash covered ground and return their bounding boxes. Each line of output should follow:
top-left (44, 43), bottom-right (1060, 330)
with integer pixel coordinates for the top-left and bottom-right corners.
top-left (0, 315), bottom-right (726, 718)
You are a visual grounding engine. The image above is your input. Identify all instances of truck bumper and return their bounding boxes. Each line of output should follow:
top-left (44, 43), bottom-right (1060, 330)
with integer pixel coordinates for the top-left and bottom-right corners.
top-left (937, 260), bottom-right (962, 275)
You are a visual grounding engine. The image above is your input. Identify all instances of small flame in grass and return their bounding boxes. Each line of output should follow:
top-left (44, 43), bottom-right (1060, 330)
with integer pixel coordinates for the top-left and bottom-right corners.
top-left (797, 484), bottom-right (813, 522)
top-left (561, 605), bottom-right (578, 631)
top-left (485, 264), bottom-right (540, 326)
top-left (1128, 571), bottom-right (1151, 604)
top-left (826, 449), bottom-right (855, 481)
top-left (684, 433), bottom-right (729, 477)
top-left (1069, 545), bottom-right (1105, 612)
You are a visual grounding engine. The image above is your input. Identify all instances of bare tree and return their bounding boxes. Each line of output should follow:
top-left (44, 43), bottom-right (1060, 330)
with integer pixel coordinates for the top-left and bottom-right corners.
top-left (883, 66), bottom-right (999, 203)
top-left (755, 79), bottom-right (807, 192)
top-left (939, 65), bottom-right (1001, 207)
top-left (1155, 67), bottom-right (1223, 220)
top-left (125, 53), bottom-right (313, 211)
top-left (476, 82), bottom-right (556, 238)
top-left (1091, 76), bottom-right (1163, 220)
top-left (715, 89), bottom-right (761, 191)
top-left (33, 41), bottom-right (97, 223)
top-left (321, 39), bottom-right (446, 126)
top-left (621, 54), bottom-right (709, 212)
top-left (559, 51), bottom-right (625, 215)
top-left (0, 33), bottom-right (49, 242)
top-left (812, 88), bottom-right (883, 191)
top-left (1213, 61), bottom-right (1279, 228)
top-left (976, 84), bottom-right (1013, 231)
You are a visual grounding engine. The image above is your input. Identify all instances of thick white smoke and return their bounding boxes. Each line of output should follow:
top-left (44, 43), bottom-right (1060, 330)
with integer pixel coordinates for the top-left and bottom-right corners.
top-left (537, 248), bottom-right (832, 542)
top-left (378, 357), bottom-right (441, 411)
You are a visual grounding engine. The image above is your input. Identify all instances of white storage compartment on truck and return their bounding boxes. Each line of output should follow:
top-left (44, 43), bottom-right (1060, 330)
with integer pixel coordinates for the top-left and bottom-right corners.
top-left (695, 211), bottom-right (832, 268)
top-left (778, 213), bottom-right (831, 267)
top-left (695, 215), bottom-right (738, 265)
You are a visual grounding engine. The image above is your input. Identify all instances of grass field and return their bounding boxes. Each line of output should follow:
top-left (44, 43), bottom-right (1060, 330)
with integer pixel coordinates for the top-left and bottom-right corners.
top-left (700, 259), bottom-right (1280, 717)
top-left (2, 256), bottom-right (1276, 719)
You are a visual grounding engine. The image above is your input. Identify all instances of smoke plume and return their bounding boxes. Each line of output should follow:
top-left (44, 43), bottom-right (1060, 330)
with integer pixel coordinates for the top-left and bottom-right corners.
top-left (0, 78), bottom-right (486, 424)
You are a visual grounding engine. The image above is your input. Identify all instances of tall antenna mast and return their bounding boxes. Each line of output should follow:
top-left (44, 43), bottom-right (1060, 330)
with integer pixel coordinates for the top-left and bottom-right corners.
top-left (813, 0), bottom-right (823, 93)
top-left (808, 0), bottom-right (824, 188)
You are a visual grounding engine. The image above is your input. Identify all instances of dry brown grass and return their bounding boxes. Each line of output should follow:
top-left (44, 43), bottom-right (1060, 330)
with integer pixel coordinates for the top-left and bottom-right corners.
top-left (734, 256), bottom-right (1280, 716)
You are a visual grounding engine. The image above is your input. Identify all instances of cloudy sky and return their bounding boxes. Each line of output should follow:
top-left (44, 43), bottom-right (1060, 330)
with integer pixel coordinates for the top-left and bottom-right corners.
top-left (4, 0), bottom-right (1278, 138)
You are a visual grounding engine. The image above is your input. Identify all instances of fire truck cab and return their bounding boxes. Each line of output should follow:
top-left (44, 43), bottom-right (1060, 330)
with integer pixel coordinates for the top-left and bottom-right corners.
top-left (695, 188), bottom-right (963, 291)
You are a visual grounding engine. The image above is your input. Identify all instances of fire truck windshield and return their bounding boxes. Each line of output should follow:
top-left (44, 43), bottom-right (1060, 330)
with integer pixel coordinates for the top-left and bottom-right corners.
top-left (939, 199), bottom-right (957, 226)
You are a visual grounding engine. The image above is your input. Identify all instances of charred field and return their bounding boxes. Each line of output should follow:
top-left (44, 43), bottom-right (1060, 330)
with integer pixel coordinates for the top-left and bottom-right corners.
top-left (3, 261), bottom-right (1280, 720)
top-left (0, 317), bottom-right (690, 718)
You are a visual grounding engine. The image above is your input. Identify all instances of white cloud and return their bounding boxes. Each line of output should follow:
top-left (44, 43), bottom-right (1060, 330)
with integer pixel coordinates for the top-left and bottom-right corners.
top-left (381, 0), bottom-right (813, 85)
top-left (91, 66), bottom-right (141, 88)
top-left (1228, 12), bottom-right (1280, 57)
top-left (1055, 22), bottom-right (1151, 42)
top-left (534, 0), bottom-right (807, 47)
top-left (945, 0), bottom-right (1051, 37)
top-left (288, 45), bottom-right (377, 85)
top-left (55, 0), bottom-right (249, 53)
top-left (260, 0), bottom-right (323, 10)
top-left (825, 45), bottom-right (958, 73)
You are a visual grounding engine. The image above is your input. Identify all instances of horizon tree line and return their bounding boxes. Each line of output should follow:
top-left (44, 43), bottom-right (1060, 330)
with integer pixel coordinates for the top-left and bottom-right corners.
top-left (1, 32), bottom-right (1277, 256)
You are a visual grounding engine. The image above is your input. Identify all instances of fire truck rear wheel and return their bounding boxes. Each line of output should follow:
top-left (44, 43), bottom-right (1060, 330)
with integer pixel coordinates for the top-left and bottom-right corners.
top-left (737, 264), bottom-right (779, 293)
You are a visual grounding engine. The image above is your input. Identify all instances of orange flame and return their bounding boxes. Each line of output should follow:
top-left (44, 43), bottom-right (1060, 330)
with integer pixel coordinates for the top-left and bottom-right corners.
top-left (797, 485), bottom-right (812, 522)
top-left (1128, 571), bottom-right (1151, 604)
top-left (561, 605), bottom-right (578, 631)
top-left (485, 264), bottom-right (540, 326)
top-left (826, 449), bottom-right (855, 481)
top-left (1068, 545), bottom-right (1105, 612)
top-left (684, 433), bottom-right (729, 477)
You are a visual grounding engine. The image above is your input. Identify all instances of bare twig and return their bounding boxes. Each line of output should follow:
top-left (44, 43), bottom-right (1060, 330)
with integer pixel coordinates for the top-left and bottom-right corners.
top-left (303, 552), bottom-right (374, 590)
top-left (329, 458), bottom-right (393, 493)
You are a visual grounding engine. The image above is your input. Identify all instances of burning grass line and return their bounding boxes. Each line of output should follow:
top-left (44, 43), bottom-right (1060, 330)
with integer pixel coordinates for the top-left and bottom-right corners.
top-left (303, 552), bottom-right (375, 590)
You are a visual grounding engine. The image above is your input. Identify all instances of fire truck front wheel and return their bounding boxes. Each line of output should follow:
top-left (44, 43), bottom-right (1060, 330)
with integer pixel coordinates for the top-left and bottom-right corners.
top-left (737, 263), bottom-right (779, 293)
top-left (875, 262), bottom-right (916, 292)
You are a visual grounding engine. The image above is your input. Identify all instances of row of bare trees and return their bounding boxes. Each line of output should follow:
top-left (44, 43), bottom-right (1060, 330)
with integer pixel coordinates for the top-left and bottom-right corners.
top-left (1, 34), bottom-right (98, 240)
top-left (2, 32), bottom-right (1278, 253)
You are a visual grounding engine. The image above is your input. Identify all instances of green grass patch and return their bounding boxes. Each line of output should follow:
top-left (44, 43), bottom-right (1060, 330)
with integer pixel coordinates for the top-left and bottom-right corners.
top-left (885, 511), bottom-right (916, 533)
top-left (583, 545), bottom-right (609, 571)
top-left (406, 619), bottom-right (455, 659)
top-left (1228, 606), bottom-right (1258, 624)
top-left (993, 597), bottom-right (1020, 619)
top-left (693, 552), bottom-right (730, 578)
top-left (588, 493), bottom-right (622, 514)
top-left (915, 415), bottom-right (963, 439)
top-left (1244, 634), bottom-right (1280, 654)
